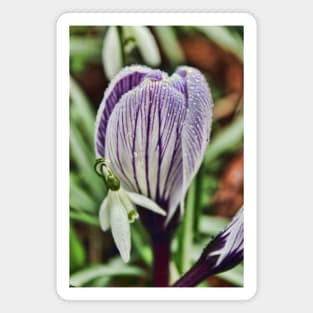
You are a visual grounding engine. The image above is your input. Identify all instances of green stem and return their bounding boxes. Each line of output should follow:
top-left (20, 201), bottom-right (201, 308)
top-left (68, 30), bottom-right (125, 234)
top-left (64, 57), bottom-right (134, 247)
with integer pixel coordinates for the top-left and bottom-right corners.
top-left (117, 26), bottom-right (126, 66)
top-left (193, 166), bottom-right (204, 234)
top-left (179, 180), bottom-right (196, 274)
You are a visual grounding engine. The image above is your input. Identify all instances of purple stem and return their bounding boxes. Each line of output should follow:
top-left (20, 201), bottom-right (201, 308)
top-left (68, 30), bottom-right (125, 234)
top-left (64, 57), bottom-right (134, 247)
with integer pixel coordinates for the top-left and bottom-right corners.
top-left (151, 235), bottom-right (171, 287)
top-left (173, 261), bottom-right (209, 287)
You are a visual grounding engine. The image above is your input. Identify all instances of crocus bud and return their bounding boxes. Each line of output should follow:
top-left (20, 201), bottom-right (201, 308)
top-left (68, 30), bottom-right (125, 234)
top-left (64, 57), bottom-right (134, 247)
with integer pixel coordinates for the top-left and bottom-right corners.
top-left (95, 65), bottom-right (213, 237)
top-left (173, 207), bottom-right (244, 287)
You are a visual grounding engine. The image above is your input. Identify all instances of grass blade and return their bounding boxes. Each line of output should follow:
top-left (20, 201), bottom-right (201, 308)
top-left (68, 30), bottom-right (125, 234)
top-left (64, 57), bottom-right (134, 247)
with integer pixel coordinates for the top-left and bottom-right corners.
top-left (153, 26), bottom-right (185, 67)
top-left (70, 263), bottom-right (144, 286)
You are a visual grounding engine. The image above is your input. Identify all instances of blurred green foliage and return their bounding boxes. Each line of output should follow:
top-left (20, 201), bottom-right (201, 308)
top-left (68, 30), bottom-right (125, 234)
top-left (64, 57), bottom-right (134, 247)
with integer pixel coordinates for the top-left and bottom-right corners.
top-left (69, 25), bottom-right (244, 287)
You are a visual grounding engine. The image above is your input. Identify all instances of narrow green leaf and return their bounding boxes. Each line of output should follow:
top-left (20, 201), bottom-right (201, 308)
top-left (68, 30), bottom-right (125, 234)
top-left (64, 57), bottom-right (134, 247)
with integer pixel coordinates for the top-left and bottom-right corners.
top-left (169, 261), bottom-right (180, 285)
top-left (199, 215), bottom-right (230, 236)
top-left (204, 115), bottom-right (243, 166)
top-left (198, 280), bottom-right (209, 287)
top-left (70, 211), bottom-right (100, 226)
top-left (70, 123), bottom-right (93, 168)
top-left (196, 26), bottom-right (243, 61)
top-left (153, 26), bottom-right (185, 67)
top-left (70, 224), bottom-right (87, 273)
top-left (70, 118), bottom-right (106, 200)
top-left (178, 180), bottom-right (196, 274)
top-left (70, 263), bottom-right (144, 286)
top-left (131, 224), bottom-right (152, 265)
top-left (90, 275), bottom-right (112, 287)
top-left (216, 263), bottom-right (243, 286)
top-left (70, 76), bottom-right (95, 145)
top-left (70, 37), bottom-right (103, 60)
top-left (70, 175), bottom-right (98, 213)
top-left (193, 166), bottom-right (204, 234)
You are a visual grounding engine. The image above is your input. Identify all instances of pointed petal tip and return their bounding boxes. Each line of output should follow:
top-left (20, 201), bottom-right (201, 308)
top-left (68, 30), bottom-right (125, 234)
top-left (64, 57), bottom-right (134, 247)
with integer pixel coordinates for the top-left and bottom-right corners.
top-left (120, 251), bottom-right (130, 263)
top-left (127, 192), bottom-right (166, 216)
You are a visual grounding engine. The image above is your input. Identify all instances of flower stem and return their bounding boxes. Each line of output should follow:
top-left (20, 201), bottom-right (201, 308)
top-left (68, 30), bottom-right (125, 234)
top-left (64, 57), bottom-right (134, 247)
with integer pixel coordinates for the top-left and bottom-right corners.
top-left (178, 180), bottom-right (196, 274)
top-left (151, 235), bottom-right (171, 287)
top-left (173, 261), bottom-right (208, 287)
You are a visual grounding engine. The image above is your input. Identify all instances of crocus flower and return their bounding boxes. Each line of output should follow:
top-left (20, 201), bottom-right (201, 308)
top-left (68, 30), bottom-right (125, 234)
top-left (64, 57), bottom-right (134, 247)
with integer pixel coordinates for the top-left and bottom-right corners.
top-left (95, 65), bottom-right (213, 260)
top-left (173, 207), bottom-right (244, 287)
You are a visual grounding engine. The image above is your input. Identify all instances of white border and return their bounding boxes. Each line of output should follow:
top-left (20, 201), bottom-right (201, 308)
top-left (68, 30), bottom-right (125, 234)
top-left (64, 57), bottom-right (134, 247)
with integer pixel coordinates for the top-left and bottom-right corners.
top-left (57, 13), bottom-right (257, 301)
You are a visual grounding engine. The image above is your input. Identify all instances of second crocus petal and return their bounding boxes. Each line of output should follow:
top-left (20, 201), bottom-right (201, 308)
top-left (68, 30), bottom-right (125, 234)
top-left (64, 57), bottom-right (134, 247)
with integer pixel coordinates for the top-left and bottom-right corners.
top-left (105, 73), bottom-right (186, 213)
top-left (173, 67), bottom-right (213, 220)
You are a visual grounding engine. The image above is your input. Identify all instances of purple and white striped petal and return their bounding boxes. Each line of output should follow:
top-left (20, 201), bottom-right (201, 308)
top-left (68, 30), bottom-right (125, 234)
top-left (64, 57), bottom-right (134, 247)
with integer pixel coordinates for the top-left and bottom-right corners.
top-left (95, 65), bottom-right (153, 157)
top-left (174, 207), bottom-right (244, 287)
top-left (168, 66), bottom-right (213, 220)
top-left (203, 207), bottom-right (243, 270)
top-left (104, 74), bottom-right (186, 212)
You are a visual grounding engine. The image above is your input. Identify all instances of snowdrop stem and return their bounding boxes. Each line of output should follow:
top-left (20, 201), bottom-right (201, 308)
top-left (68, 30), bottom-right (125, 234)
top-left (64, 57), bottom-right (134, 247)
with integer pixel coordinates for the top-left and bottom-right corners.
top-left (151, 233), bottom-right (171, 287)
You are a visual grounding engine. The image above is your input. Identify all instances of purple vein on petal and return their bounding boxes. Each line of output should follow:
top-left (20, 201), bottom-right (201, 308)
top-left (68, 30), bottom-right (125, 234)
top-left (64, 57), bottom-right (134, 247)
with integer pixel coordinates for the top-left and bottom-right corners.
top-left (175, 66), bottom-right (214, 209)
top-left (95, 65), bottom-right (152, 157)
top-left (131, 94), bottom-right (142, 195)
top-left (144, 83), bottom-right (155, 199)
top-left (115, 115), bottom-right (136, 191)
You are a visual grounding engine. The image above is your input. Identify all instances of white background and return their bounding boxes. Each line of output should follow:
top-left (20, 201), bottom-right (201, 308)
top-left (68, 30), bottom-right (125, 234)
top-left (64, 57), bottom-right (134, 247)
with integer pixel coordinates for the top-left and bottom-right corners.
top-left (57, 13), bottom-right (257, 301)
top-left (0, 0), bottom-right (312, 312)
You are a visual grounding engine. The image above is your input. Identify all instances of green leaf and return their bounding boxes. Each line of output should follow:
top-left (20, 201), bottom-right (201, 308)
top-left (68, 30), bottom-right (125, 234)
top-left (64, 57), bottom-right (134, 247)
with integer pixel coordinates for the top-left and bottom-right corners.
top-left (70, 36), bottom-right (103, 60)
top-left (70, 174), bottom-right (98, 214)
top-left (199, 215), bottom-right (230, 236)
top-left (195, 26), bottom-right (243, 61)
top-left (70, 123), bottom-right (93, 168)
top-left (131, 223), bottom-right (152, 265)
top-left (70, 115), bottom-right (105, 201)
top-left (90, 275), bottom-right (112, 287)
top-left (216, 263), bottom-right (243, 286)
top-left (70, 224), bottom-right (87, 273)
top-left (199, 174), bottom-right (218, 208)
top-left (193, 165), bottom-right (204, 235)
top-left (198, 280), bottom-right (209, 287)
top-left (70, 125), bottom-right (105, 201)
top-left (177, 180), bottom-right (196, 274)
top-left (70, 76), bottom-right (96, 146)
top-left (169, 261), bottom-right (180, 285)
top-left (204, 115), bottom-right (243, 166)
top-left (153, 26), bottom-right (185, 67)
top-left (70, 211), bottom-right (100, 226)
top-left (70, 263), bottom-right (145, 286)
